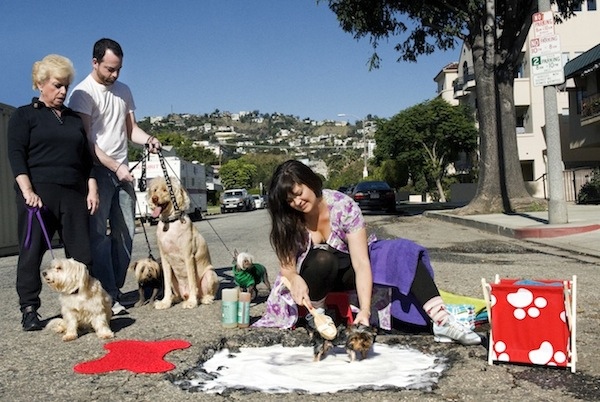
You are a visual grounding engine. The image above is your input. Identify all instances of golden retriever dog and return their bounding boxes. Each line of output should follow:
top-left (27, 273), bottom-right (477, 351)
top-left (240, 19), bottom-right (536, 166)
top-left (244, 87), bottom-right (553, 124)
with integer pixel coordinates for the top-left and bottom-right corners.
top-left (128, 257), bottom-right (163, 307)
top-left (147, 176), bottom-right (219, 309)
top-left (42, 258), bottom-right (114, 341)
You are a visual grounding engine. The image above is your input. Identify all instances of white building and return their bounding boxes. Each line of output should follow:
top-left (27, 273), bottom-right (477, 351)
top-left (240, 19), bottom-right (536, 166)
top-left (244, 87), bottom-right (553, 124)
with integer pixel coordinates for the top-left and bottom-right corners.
top-left (436, 4), bottom-right (600, 198)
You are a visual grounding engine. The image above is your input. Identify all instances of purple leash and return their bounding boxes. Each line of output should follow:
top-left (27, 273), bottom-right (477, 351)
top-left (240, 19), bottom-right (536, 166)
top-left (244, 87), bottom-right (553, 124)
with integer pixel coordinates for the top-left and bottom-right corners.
top-left (24, 206), bottom-right (55, 259)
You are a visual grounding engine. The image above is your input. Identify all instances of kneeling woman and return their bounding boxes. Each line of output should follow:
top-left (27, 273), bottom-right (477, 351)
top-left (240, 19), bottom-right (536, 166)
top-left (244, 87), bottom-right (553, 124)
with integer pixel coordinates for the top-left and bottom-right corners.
top-left (253, 160), bottom-right (480, 346)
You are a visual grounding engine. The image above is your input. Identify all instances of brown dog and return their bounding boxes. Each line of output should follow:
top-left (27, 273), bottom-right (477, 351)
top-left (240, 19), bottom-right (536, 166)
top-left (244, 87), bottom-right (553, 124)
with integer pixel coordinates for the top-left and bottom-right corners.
top-left (128, 257), bottom-right (163, 307)
top-left (147, 177), bottom-right (219, 309)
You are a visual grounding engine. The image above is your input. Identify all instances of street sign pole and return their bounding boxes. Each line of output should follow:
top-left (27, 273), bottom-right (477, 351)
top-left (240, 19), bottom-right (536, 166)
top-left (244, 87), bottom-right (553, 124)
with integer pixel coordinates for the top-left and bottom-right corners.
top-left (536, 0), bottom-right (568, 224)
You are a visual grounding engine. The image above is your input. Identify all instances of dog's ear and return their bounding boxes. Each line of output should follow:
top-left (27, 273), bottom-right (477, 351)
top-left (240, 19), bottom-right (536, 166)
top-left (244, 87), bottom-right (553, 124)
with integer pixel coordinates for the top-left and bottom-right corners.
top-left (128, 260), bottom-right (138, 271)
top-left (178, 182), bottom-right (190, 209)
top-left (233, 249), bottom-right (239, 258)
top-left (76, 260), bottom-right (90, 293)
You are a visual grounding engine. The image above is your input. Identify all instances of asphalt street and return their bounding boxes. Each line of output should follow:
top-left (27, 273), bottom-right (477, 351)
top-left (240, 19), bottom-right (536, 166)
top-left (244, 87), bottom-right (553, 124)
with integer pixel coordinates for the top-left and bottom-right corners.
top-left (0, 208), bottom-right (598, 401)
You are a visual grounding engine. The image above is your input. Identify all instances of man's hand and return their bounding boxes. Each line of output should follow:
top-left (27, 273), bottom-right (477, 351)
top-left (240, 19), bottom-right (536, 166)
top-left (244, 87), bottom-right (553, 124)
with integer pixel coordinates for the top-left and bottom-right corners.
top-left (115, 163), bottom-right (134, 182)
top-left (147, 136), bottom-right (162, 154)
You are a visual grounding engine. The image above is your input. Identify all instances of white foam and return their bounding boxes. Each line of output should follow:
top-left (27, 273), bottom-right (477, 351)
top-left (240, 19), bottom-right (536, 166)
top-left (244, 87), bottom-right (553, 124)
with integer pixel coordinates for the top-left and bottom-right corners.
top-left (178, 343), bottom-right (446, 394)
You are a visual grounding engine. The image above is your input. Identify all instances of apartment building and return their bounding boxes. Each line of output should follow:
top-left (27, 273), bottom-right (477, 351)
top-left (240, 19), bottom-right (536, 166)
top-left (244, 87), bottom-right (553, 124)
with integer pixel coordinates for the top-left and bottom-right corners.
top-left (564, 43), bottom-right (600, 148)
top-left (435, 3), bottom-right (600, 198)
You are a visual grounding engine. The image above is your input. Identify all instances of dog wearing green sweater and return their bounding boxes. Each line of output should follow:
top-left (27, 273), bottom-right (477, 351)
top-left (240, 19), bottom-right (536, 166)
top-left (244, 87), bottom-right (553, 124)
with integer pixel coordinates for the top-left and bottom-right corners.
top-left (233, 250), bottom-right (272, 300)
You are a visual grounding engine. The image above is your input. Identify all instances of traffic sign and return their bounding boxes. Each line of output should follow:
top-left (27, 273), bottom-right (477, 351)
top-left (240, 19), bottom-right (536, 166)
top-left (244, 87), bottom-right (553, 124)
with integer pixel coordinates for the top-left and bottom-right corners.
top-left (532, 11), bottom-right (554, 37)
top-left (529, 35), bottom-right (561, 56)
top-left (531, 53), bottom-right (565, 87)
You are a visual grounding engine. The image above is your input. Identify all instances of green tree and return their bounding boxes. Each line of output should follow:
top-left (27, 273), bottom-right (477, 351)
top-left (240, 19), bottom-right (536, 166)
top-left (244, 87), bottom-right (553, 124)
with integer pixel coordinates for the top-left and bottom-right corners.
top-left (375, 159), bottom-right (410, 190)
top-left (375, 98), bottom-right (478, 201)
top-left (219, 159), bottom-right (257, 189)
top-left (322, 0), bottom-right (578, 213)
top-left (156, 133), bottom-right (218, 165)
top-left (239, 153), bottom-right (289, 192)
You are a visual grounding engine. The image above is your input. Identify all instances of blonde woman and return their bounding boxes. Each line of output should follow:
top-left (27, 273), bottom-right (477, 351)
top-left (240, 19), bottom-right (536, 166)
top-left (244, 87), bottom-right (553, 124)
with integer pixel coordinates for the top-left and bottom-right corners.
top-left (8, 54), bottom-right (98, 331)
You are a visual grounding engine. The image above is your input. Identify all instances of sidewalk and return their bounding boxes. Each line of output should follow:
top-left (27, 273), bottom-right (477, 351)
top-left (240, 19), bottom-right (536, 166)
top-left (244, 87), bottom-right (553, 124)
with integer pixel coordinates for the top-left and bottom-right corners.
top-left (423, 203), bottom-right (600, 259)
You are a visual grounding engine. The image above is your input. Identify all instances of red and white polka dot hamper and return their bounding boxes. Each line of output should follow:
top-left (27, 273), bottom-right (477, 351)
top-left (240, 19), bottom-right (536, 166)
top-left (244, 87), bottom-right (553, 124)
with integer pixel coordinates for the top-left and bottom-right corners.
top-left (481, 275), bottom-right (577, 373)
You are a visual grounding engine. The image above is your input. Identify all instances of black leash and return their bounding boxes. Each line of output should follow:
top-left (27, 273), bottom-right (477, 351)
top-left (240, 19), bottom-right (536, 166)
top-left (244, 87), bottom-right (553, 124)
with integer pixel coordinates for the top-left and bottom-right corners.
top-left (133, 147), bottom-right (235, 259)
top-left (132, 146), bottom-right (156, 260)
top-left (157, 149), bottom-right (181, 214)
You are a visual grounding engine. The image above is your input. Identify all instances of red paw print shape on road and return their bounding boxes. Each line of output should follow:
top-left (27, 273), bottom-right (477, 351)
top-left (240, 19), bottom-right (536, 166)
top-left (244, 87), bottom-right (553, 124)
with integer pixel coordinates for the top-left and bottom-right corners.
top-left (490, 282), bottom-right (571, 368)
top-left (74, 339), bottom-right (191, 374)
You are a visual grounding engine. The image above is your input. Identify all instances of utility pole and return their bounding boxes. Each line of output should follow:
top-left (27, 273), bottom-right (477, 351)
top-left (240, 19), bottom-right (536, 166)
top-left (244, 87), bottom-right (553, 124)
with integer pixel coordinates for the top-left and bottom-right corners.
top-left (338, 113), bottom-right (368, 178)
top-left (537, 0), bottom-right (568, 224)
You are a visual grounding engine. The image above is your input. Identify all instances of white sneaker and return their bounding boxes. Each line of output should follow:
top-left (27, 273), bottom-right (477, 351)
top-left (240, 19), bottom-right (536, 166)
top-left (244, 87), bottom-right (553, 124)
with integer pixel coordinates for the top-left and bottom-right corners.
top-left (433, 315), bottom-right (481, 345)
top-left (111, 301), bottom-right (127, 316)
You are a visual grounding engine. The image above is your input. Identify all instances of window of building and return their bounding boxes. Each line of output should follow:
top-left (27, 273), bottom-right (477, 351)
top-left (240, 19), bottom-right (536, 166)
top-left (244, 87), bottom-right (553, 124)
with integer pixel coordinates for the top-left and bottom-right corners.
top-left (515, 52), bottom-right (526, 78)
top-left (588, 0), bottom-right (597, 11)
top-left (521, 160), bottom-right (535, 182)
top-left (515, 106), bottom-right (529, 134)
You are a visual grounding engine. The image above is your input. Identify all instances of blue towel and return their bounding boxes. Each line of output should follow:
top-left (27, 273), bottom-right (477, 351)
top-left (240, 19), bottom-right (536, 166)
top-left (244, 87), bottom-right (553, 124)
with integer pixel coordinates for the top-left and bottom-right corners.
top-left (514, 280), bottom-right (563, 287)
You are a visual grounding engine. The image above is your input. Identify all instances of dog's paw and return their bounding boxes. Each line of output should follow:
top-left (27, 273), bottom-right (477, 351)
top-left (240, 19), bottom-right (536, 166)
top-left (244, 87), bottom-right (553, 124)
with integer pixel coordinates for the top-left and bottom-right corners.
top-left (62, 333), bottom-right (78, 342)
top-left (154, 299), bottom-right (172, 310)
top-left (181, 298), bottom-right (198, 309)
top-left (200, 295), bottom-right (215, 305)
top-left (97, 329), bottom-right (115, 339)
top-left (134, 299), bottom-right (146, 308)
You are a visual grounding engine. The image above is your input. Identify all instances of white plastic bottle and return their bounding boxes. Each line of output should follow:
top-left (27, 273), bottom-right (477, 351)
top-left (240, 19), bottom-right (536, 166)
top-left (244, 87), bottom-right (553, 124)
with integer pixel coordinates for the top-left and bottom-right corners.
top-left (237, 291), bottom-right (251, 328)
top-left (221, 288), bottom-right (238, 328)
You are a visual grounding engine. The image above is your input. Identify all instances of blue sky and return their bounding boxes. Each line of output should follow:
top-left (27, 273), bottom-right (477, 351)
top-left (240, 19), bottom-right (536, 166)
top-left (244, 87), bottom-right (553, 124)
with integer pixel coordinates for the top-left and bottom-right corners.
top-left (0, 1), bottom-right (460, 122)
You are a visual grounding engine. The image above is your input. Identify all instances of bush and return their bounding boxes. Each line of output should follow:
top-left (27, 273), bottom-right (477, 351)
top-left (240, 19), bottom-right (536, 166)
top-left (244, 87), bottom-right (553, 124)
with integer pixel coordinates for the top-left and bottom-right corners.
top-left (577, 169), bottom-right (600, 204)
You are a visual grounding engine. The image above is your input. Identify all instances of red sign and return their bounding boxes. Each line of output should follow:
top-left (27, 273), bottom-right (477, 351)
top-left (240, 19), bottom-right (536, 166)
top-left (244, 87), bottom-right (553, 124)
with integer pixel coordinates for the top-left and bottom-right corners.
top-left (532, 11), bottom-right (555, 38)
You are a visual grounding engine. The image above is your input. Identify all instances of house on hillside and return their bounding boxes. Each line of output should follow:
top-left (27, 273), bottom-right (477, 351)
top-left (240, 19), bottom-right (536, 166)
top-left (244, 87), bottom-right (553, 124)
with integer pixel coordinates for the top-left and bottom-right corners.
top-left (436, 4), bottom-right (600, 200)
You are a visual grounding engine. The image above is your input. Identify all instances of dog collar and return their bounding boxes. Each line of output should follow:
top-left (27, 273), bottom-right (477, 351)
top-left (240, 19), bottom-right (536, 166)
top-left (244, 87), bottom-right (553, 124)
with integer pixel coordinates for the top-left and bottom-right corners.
top-left (161, 212), bottom-right (186, 231)
top-left (160, 211), bottom-right (186, 223)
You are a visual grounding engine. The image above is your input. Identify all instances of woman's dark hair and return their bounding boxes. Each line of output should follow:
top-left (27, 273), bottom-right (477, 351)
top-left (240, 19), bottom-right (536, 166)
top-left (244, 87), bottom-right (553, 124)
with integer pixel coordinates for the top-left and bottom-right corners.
top-left (93, 38), bottom-right (123, 62)
top-left (268, 160), bottom-right (323, 265)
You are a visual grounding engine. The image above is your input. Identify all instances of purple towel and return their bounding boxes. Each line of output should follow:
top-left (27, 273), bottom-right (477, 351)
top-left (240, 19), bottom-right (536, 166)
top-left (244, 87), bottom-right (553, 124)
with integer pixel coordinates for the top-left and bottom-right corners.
top-left (369, 239), bottom-right (433, 326)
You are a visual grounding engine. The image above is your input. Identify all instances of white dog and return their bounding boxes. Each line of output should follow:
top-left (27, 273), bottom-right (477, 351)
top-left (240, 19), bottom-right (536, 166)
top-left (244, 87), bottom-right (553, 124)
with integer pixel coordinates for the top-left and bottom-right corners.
top-left (147, 176), bottom-right (219, 309)
top-left (42, 258), bottom-right (114, 341)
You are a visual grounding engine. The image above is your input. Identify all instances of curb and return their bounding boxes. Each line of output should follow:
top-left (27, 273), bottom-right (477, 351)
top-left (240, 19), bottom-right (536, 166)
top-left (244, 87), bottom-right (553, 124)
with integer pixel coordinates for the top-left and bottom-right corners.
top-left (423, 211), bottom-right (600, 239)
top-left (513, 224), bottom-right (600, 239)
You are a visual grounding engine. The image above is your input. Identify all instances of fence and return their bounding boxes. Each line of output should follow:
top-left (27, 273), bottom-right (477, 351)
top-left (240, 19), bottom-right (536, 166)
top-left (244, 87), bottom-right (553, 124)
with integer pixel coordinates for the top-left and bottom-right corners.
top-left (0, 103), bottom-right (19, 256)
top-left (538, 168), bottom-right (596, 202)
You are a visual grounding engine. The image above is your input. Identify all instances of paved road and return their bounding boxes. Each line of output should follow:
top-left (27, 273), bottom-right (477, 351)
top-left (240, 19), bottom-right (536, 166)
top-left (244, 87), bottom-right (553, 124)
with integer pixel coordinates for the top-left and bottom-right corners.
top-left (1, 209), bottom-right (598, 401)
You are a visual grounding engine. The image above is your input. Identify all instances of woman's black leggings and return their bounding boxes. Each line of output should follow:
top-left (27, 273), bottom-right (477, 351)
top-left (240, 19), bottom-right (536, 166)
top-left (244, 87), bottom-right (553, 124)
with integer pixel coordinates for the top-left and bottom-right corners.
top-left (299, 245), bottom-right (440, 304)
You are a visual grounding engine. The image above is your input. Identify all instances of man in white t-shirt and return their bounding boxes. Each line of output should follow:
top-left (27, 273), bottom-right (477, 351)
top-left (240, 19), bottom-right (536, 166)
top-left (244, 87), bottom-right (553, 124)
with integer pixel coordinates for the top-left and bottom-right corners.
top-left (69, 38), bottom-right (161, 314)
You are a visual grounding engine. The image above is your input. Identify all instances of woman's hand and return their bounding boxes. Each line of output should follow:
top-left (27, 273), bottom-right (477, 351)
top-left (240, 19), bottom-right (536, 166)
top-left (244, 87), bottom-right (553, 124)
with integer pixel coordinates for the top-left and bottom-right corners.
top-left (87, 178), bottom-right (99, 215)
top-left (354, 309), bottom-right (371, 326)
top-left (15, 175), bottom-right (43, 208)
top-left (286, 273), bottom-right (310, 307)
top-left (22, 189), bottom-right (43, 208)
top-left (87, 191), bottom-right (99, 215)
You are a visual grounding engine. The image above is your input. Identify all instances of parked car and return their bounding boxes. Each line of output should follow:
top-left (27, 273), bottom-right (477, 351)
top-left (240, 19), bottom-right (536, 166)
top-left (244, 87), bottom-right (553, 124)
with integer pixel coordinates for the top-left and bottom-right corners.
top-left (220, 189), bottom-right (255, 213)
top-left (350, 181), bottom-right (396, 213)
top-left (252, 194), bottom-right (267, 209)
